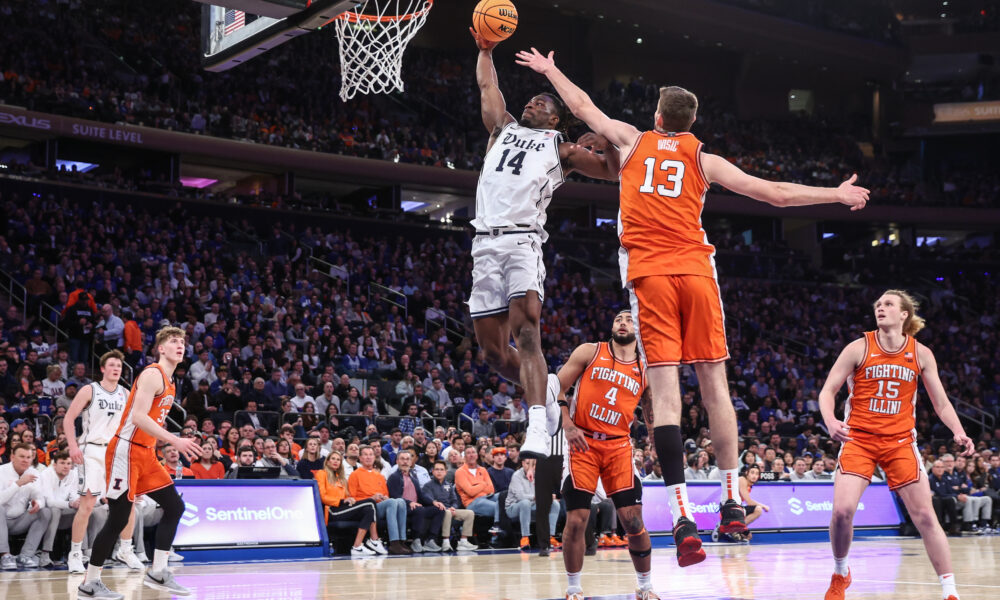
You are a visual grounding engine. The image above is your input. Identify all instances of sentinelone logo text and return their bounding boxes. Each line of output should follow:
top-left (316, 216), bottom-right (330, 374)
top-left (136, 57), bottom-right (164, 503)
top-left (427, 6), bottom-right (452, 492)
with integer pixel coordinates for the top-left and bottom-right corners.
top-left (181, 502), bottom-right (307, 527)
top-left (787, 497), bottom-right (866, 515)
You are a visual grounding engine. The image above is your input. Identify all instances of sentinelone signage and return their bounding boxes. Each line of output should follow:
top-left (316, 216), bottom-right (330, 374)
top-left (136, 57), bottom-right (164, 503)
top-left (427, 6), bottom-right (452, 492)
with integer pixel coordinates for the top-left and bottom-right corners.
top-left (174, 482), bottom-right (323, 549)
top-left (933, 100), bottom-right (1000, 123)
top-left (642, 481), bottom-right (901, 532)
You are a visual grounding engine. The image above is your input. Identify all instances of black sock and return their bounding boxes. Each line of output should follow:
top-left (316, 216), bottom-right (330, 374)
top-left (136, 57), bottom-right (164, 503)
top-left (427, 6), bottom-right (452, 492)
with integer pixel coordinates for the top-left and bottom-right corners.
top-left (653, 425), bottom-right (685, 487)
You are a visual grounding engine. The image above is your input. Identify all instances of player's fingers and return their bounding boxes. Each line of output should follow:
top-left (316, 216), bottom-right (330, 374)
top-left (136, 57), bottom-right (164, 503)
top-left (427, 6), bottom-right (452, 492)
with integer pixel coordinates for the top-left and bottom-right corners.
top-left (548, 50), bottom-right (555, 60)
top-left (846, 173), bottom-right (857, 184)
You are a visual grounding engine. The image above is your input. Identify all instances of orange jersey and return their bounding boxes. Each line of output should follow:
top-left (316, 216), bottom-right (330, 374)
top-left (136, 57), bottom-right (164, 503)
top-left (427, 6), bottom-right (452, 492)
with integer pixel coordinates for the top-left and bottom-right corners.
top-left (571, 343), bottom-right (646, 438)
top-left (845, 331), bottom-right (922, 438)
top-left (115, 363), bottom-right (176, 448)
top-left (618, 131), bottom-right (714, 281)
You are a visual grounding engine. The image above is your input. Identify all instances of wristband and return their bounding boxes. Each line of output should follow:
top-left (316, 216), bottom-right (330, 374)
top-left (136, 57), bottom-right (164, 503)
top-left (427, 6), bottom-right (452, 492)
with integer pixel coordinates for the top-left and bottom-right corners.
top-left (557, 400), bottom-right (568, 408)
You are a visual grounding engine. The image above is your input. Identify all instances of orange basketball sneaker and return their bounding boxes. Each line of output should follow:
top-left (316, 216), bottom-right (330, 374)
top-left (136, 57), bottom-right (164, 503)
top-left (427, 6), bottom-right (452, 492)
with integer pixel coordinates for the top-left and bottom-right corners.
top-left (824, 570), bottom-right (852, 600)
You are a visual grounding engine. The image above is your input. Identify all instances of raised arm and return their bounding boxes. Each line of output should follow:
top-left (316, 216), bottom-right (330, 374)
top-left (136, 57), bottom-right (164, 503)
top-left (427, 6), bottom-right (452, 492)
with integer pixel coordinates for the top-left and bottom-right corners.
top-left (63, 384), bottom-right (93, 464)
top-left (515, 48), bottom-right (640, 152)
top-left (916, 342), bottom-right (974, 456)
top-left (819, 338), bottom-right (865, 442)
top-left (471, 28), bottom-right (514, 148)
top-left (701, 153), bottom-right (870, 210)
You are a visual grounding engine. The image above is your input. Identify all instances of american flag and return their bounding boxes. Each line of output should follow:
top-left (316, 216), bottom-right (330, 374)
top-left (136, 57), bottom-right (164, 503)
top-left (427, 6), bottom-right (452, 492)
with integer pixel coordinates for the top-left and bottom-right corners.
top-left (224, 9), bottom-right (245, 35)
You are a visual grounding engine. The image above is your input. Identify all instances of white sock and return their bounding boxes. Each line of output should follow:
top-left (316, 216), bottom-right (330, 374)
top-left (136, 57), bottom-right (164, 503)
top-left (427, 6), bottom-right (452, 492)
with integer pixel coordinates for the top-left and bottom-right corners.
top-left (719, 469), bottom-right (739, 503)
top-left (566, 571), bottom-right (582, 593)
top-left (939, 573), bottom-right (957, 599)
top-left (636, 570), bottom-right (652, 590)
top-left (834, 556), bottom-right (849, 576)
top-left (152, 549), bottom-right (169, 572)
top-left (86, 564), bottom-right (103, 583)
top-left (528, 405), bottom-right (545, 429)
top-left (71, 541), bottom-right (83, 554)
top-left (119, 539), bottom-right (133, 553)
top-left (666, 483), bottom-right (692, 521)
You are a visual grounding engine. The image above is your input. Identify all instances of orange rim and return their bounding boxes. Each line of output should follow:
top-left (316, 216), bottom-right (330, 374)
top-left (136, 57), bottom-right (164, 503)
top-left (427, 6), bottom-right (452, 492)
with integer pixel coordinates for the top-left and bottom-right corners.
top-left (336, 0), bottom-right (433, 23)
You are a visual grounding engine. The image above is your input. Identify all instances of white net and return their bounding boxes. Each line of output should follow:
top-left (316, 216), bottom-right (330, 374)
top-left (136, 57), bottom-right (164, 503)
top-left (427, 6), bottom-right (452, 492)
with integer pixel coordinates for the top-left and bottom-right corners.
top-left (333, 0), bottom-right (433, 101)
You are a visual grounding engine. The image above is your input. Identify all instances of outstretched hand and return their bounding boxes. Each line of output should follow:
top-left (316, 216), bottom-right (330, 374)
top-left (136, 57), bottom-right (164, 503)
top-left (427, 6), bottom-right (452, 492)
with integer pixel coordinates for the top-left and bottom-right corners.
top-left (515, 48), bottom-right (556, 74)
top-left (837, 173), bottom-right (870, 211)
top-left (469, 27), bottom-right (497, 51)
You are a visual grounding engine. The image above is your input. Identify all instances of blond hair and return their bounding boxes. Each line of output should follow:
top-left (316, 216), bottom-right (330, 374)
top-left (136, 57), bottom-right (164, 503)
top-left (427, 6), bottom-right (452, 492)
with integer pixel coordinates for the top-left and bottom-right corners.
top-left (876, 289), bottom-right (926, 336)
top-left (323, 450), bottom-right (348, 487)
top-left (656, 86), bottom-right (698, 133)
top-left (100, 349), bottom-right (125, 368)
top-left (154, 326), bottom-right (186, 350)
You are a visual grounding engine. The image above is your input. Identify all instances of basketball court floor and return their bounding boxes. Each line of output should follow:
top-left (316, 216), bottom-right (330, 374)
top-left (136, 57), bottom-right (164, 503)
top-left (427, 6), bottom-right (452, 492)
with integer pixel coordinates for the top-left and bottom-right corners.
top-left (2, 537), bottom-right (998, 600)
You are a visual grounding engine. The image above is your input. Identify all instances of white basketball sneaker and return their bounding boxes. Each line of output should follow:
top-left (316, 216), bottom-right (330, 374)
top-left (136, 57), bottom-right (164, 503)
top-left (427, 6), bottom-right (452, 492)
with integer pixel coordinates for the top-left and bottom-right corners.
top-left (521, 405), bottom-right (551, 459)
top-left (67, 550), bottom-right (86, 574)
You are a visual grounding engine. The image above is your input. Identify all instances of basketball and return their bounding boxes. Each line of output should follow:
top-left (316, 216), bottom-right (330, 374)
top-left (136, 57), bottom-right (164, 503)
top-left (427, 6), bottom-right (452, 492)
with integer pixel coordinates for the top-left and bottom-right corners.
top-left (472, 0), bottom-right (518, 43)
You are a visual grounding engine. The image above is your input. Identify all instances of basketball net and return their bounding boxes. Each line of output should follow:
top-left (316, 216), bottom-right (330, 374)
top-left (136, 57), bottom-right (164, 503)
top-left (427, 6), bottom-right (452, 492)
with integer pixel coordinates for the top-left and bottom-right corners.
top-left (333, 0), bottom-right (433, 101)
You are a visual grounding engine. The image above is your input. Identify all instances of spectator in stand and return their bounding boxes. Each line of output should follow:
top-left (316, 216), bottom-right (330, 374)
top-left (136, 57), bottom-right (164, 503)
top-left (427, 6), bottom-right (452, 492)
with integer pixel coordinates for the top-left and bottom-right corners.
top-left (487, 447), bottom-right (514, 494)
top-left (399, 403), bottom-right (422, 436)
top-left (788, 457), bottom-right (810, 482)
top-left (62, 291), bottom-right (96, 365)
top-left (986, 454), bottom-right (1000, 527)
top-left (191, 440), bottom-right (226, 479)
top-left (290, 383), bottom-right (314, 412)
top-left (928, 459), bottom-right (961, 535)
top-left (0, 444), bottom-right (50, 569)
top-left (296, 438), bottom-right (326, 479)
top-left (422, 460), bottom-right (478, 552)
top-left (455, 446), bottom-right (500, 538)
top-left (685, 451), bottom-right (711, 480)
top-left (387, 449), bottom-right (441, 552)
top-left (316, 450), bottom-right (383, 557)
top-left (957, 458), bottom-right (992, 533)
top-left (162, 444), bottom-right (194, 479)
top-left (347, 446), bottom-right (410, 554)
top-left (472, 409), bottom-right (495, 440)
top-left (805, 457), bottom-right (832, 480)
top-left (506, 457), bottom-right (560, 552)
top-left (41, 365), bottom-right (65, 398)
top-left (256, 438), bottom-right (298, 479)
top-left (382, 429), bottom-right (403, 466)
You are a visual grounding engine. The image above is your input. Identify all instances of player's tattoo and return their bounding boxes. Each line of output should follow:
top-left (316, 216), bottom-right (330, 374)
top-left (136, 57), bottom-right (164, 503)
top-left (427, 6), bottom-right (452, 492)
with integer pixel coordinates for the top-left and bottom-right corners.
top-left (639, 388), bottom-right (654, 430)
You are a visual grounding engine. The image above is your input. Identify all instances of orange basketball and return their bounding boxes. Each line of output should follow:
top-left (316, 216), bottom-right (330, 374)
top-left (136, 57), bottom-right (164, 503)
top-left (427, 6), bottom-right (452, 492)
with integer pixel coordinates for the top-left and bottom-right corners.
top-left (472, 0), bottom-right (518, 43)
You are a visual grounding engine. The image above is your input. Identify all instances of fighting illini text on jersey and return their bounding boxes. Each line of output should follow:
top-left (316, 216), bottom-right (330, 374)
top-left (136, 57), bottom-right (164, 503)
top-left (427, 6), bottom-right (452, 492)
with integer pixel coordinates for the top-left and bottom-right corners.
top-left (618, 131), bottom-right (714, 283)
top-left (571, 342), bottom-right (646, 438)
top-left (845, 331), bottom-right (921, 439)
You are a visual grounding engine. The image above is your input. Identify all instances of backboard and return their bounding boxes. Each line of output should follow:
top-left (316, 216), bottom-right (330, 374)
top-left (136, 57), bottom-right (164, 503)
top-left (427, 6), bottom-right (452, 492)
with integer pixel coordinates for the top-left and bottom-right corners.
top-left (200, 0), bottom-right (361, 71)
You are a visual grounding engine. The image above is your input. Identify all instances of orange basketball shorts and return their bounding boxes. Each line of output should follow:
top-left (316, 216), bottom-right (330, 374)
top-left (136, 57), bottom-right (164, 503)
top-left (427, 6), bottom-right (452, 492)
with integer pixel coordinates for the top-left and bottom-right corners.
top-left (837, 429), bottom-right (923, 490)
top-left (630, 274), bottom-right (729, 366)
top-left (566, 437), bottom-right (635, 495)
top-left (106, 440), bottom-right (173, 502)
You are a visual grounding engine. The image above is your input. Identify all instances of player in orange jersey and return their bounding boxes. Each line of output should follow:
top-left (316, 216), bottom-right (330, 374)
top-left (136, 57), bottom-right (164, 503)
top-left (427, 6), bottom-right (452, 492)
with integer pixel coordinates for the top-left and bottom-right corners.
top-left (517, 48), bottom-right (870, 567)
top-left (79, 327), bottom-right (202, 600)
top-left (553, 310), bottom-right (658, 600)
top-left (819, 290), bottom-right (974, 600)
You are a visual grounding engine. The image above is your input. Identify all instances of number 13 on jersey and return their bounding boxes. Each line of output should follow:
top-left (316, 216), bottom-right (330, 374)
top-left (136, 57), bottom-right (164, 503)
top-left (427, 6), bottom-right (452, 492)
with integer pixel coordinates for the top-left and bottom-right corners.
top-left (638, 157), bottom-right (685, 198)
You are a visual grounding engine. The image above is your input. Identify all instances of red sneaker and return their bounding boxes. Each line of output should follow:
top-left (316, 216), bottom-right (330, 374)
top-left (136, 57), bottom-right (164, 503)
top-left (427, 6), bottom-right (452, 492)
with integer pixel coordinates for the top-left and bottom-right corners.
top-left (824, 570), bottom-right (852, 600)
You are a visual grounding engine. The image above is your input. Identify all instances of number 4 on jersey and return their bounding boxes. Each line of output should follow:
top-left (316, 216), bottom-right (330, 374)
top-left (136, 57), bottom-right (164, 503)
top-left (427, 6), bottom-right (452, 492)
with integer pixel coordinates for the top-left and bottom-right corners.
top-left (604, 387), bottom-right (618, 406)
top-left (496, 149), bottom-right (526, 175)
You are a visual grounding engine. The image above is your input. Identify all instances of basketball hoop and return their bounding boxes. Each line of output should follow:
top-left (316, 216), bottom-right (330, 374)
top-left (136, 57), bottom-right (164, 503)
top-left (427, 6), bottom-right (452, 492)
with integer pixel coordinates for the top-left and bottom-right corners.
top-left (333, 0), bottom-right (433, 101)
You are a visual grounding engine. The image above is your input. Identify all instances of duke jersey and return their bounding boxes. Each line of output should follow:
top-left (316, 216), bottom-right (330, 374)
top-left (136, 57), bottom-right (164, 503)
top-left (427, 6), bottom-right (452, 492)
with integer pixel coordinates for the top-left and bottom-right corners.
top-left (472, 122), bottom-right (565, 242)
top-left (570, 343), bottom-right (646, 438)
top-left (80, 382), bottom-right (129, 445)
top-left (115, 363), bottom-right (176, 448)
top-left (845, 331), bottom-right (922, 438)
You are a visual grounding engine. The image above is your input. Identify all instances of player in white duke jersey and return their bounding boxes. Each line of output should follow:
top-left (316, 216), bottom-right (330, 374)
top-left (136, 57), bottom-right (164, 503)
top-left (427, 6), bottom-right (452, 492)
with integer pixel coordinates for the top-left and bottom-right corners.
top-left (64, 350), bottom-right (145, 573)
top-left (469, 28), bottom-right (617, 459)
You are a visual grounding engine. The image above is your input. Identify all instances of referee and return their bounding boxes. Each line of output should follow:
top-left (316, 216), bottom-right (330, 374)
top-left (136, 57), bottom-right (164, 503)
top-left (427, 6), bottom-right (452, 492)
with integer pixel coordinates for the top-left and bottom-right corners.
top-left (534, 409), bottom-right (565, 557)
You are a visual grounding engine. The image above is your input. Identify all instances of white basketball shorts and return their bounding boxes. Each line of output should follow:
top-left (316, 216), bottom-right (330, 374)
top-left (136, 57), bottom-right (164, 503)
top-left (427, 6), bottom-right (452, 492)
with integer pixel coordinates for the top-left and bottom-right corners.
top-left (467, 232), bottom-right (546, 318)
top-left (80, 443), bottom-right (108, 497)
